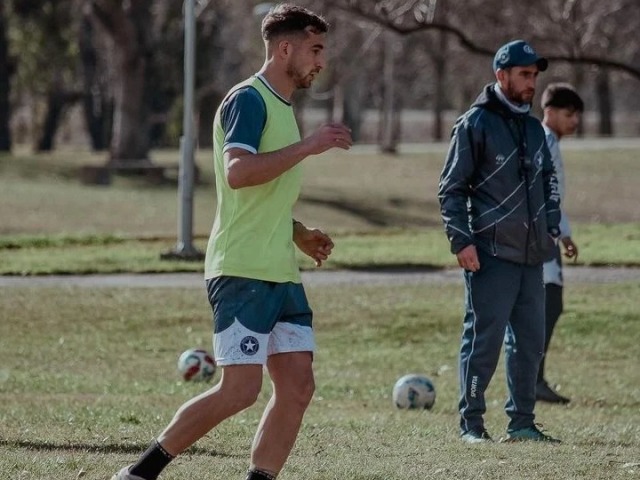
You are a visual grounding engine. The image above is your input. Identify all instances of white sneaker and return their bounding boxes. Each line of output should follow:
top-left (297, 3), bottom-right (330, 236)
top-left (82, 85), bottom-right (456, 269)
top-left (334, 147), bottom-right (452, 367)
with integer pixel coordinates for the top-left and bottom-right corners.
top-left (111, 466), bottom-right (146, 480)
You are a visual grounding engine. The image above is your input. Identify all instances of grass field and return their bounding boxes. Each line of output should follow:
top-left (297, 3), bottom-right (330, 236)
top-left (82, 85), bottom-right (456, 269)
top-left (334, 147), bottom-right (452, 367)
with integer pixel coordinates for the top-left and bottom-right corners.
top-left (1, 143), bottom-right (639, 479)
top-left (2, 143), bottom-right (640, 236)
top-left (1, 144), bottom-right (640, 274)
top-left (1, 281), bottom-right (638, 479)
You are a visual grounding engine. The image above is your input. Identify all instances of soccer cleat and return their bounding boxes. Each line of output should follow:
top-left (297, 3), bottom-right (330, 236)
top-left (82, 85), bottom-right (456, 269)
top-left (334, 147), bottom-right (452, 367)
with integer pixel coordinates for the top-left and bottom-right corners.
top-left (501, 424), bottom-right (561, 443)
top-left (461, 427), bottom-right (493, 443)
top-left (536, 380), bottom-right (570, 404)
top-left (111, 466), bottom-right (146, 480)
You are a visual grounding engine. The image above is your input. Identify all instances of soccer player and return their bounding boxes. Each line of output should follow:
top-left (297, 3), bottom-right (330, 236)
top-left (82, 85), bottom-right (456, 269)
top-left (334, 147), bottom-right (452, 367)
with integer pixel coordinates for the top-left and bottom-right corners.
top-left (439, 40), bottom-right (562, 443)
top-left (537, 83), bottom-right (584, 404)
top-left (112, 4), bottom-right (352, 480)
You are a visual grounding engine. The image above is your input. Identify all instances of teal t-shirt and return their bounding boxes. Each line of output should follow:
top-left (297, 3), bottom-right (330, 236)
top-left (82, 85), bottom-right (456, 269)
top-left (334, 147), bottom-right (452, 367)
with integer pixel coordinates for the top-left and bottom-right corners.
top-left (204, 75), bottom-right (303, 283)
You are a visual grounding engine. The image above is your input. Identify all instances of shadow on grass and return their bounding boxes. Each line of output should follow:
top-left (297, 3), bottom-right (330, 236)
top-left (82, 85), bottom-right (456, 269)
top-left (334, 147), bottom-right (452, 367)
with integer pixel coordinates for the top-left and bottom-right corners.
top-left (0, 439), bottom-right (242, 458)
top-left (300, 193), bottom-right (442, 228)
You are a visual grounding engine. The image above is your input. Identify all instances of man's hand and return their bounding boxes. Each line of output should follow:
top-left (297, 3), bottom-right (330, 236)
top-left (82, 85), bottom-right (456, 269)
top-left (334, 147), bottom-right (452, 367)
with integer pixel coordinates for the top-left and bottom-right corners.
top-left (302, 123), bottom-right (353, 155)
top-left (561, 237), bottom-right (578, 262)
top-left (456, 244), bottom-right (480, 272)
top-left (293, 222), bottom-right (334, 267)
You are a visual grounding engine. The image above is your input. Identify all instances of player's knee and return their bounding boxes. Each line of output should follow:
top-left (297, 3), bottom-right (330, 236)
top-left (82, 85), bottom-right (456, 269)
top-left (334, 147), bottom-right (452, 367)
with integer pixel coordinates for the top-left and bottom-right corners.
top-left (233, 383), bottom-right (262, 410)
top-left (217, 378), bottom-right (262, 412)
top-left (288, 376), bottom-right (316, 410)
top-left (301, 377), bottom-right (316, 406)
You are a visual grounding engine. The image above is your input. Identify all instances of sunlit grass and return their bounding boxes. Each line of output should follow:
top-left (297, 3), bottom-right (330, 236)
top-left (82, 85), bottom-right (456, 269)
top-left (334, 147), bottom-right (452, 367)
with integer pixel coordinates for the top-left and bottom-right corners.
top-left (1, 282), bottom-right (638, 479)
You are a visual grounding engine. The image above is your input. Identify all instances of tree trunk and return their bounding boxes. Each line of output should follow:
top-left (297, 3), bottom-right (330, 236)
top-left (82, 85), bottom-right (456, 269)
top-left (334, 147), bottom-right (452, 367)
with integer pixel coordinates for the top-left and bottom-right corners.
top-left (90, 0), bottom-right (152, 163)
top-left (37, 89), bottom-right (66, 152)
top-left (80, 11), bottom-right (109, 151)
top-left (343, 70), bottom-right (366, 143)
top-left (36, 88), bottom-right (82, 152)
top-left (432, 31), bottom-right (448, 141)
top-left (0, 2), bottom-right (12, 152)
top-left (380, 31), bottom-right (398, 154)
top-left (197, 90), bottom-right (222, 148)
top-left (595, 67), bottom-right (614, 136)
top-left (110, 44), bottom-right (149, 160)
top-left (572, 65), bottom-right (586, 137)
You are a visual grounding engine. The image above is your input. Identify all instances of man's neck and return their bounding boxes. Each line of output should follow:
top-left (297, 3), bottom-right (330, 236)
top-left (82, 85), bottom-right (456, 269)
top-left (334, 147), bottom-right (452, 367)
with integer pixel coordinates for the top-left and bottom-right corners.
top-left (543, 119), bottom-right (562, 139)
top-left (494, 83), bottom-right (530, 115)
top-left (258, 62), bottom-right (295, 101)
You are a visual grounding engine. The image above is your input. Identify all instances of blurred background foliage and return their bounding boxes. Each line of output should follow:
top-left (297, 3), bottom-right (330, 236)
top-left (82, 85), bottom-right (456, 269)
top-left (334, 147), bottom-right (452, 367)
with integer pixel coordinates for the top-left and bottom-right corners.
top-left (0, 0), bottom-right (639, 161)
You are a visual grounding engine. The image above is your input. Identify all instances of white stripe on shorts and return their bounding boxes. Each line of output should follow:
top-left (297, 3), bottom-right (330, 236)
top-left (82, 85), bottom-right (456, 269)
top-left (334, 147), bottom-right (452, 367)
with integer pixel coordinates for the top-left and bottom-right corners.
top-left (213, 318), bottom-right (315, 366)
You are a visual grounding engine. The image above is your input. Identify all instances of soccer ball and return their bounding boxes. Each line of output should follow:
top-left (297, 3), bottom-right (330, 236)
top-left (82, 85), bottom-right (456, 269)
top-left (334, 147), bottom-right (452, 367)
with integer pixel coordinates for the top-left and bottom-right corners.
top-left (177, 348), bottom-right (216, 382)
top-left (392, 374), bottom-right (436, 410)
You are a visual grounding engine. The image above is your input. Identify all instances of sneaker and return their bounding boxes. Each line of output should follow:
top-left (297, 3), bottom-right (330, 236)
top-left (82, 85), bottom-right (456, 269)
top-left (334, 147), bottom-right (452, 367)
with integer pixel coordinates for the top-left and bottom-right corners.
top-left (111, 466), bottom-right (146, 480)
top-left (501, 424), bottom-right (561, 443)
top-left (536, 380), bottom-right (570, 404)
top-left (461, 427), bottom-right (493, 444)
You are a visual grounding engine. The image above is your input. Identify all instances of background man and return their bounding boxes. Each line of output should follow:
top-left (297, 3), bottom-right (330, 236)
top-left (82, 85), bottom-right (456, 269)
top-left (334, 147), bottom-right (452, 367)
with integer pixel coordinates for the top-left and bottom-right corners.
top-left (112, 4), bottom-right (352, 480)
top-left (439, 40), bottom-right (561, 443)
top-left (537, 82), bottom-right (584, 404)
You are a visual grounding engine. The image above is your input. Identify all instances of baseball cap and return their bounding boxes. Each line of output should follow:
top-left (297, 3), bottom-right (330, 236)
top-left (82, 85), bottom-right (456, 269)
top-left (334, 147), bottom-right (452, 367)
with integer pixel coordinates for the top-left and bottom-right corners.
top-left (493, 40), bottom-right (548, 72)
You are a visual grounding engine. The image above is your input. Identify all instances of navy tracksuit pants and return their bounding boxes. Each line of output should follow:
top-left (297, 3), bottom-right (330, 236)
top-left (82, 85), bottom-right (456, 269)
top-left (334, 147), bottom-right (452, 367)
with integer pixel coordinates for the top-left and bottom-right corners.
top-left (459, 249), bottom-right (545, 434)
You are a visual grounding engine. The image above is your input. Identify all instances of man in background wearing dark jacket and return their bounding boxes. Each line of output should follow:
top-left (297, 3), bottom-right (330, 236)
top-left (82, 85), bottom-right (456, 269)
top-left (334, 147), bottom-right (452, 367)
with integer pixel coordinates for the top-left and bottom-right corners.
top-left (439, 40), bottom-right (562, 444)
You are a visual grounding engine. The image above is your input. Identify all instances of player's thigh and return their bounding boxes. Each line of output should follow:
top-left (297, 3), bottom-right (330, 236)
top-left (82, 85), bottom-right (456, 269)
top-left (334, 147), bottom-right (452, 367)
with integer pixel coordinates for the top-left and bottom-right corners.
top-left (267, 351), bottom-right (315, 398)
top-left (219, 364), bottom-right (264, 400)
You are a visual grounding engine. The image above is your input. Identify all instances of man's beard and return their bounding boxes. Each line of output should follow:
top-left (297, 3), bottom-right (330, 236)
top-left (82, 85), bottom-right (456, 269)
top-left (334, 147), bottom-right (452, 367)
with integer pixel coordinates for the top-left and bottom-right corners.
top-left (506, 80), bottom-right (534, 105)
top-left (287, 64), bottom-right (315, 89)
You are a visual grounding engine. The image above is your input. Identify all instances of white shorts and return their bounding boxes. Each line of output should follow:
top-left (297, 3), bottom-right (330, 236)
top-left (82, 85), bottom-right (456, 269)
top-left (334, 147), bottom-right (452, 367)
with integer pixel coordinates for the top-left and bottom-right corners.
top-left (206, 276), bottom-right (315, 366)
top-left (213, 320), bottom-right (315, 366)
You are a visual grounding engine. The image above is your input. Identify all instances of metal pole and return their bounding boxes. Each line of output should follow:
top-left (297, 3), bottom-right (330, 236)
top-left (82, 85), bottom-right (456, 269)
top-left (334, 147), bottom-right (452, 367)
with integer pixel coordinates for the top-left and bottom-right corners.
top-left (162, 0), bottom-right (203, 260)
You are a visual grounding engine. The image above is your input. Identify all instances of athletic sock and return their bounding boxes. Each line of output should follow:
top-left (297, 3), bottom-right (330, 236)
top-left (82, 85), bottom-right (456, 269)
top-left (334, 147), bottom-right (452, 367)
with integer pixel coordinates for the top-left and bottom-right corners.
top-left (246, 468), bottom-right (277, 480)
top-left (128, 440), bottom-right (175, 480)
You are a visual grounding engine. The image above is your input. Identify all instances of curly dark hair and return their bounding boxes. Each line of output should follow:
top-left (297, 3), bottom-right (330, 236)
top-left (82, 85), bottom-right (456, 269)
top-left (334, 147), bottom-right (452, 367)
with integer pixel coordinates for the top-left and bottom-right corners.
top-left (261, 3), bottom-right (328, 41)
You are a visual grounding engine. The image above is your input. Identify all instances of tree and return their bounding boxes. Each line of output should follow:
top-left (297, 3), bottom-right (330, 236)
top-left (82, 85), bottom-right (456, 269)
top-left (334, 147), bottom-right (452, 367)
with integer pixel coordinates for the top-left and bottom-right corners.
top-left (193, 0), bottom-right (263, 147)
top-left (10, 0), bottom-right (84, 152)
top-left (329, 0), bottom-right (640, 80)
top-left (513, 0), bottom-right (640, 136)
top-left (89, 0), bottom-right (154, 162)
top-left (321, 0), bottom-right (640, 143)
top-left (0, 2), bottom-right (12, 151)
top-left (79, 4), bottom-right (112, 150)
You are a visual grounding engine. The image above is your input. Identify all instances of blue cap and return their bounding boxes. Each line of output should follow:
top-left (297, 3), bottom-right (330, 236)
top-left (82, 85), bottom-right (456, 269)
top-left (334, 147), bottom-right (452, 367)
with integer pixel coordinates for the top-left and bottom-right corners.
top-left (493, 40), bottom-right (548, 72)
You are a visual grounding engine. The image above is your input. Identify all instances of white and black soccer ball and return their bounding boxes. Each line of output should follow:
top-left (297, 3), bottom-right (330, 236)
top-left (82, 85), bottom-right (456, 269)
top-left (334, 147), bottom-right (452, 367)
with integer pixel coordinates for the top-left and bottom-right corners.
top-left (177, 348), bottom-right (216, 382)
top-left (392, 374), bottom-right (436, 410)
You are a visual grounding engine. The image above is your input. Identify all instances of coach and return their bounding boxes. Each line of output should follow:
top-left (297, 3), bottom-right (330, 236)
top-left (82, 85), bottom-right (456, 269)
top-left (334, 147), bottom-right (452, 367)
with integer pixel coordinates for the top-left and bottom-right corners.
top-left (438, 40), bottom-right (562, 443)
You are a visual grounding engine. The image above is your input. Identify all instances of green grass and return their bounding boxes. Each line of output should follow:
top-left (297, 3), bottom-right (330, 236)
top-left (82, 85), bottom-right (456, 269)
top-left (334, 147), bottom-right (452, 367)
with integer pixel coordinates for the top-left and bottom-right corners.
top-left (2, 145), bottom-right (639, 236)
top-left (1, 145), bottom-right (640, 273)
top-left (0, 223), bottom-right (639, 275)
top-left (0, 144), bottom-right (639, 477)
top-left (1, 282), bottom-right (638, 479)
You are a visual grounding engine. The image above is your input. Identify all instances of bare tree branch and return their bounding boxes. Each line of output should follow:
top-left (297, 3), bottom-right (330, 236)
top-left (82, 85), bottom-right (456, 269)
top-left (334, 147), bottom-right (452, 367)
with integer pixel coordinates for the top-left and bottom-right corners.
top-left (327, 0), bottom-right (640, 81)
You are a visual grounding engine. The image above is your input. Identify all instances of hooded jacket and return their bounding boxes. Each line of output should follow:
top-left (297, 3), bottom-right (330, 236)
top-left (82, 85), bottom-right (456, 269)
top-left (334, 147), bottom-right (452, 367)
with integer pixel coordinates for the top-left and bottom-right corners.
top-left (438, 83), bottom-right (561, 266)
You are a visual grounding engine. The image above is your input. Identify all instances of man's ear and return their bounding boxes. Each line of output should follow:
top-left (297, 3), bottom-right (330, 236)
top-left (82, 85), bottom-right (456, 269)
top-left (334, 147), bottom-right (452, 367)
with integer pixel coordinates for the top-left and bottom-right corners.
top-left (277, 40), bottom-right (290, 58)
top-left (495, 68), bottom-right (507, 84)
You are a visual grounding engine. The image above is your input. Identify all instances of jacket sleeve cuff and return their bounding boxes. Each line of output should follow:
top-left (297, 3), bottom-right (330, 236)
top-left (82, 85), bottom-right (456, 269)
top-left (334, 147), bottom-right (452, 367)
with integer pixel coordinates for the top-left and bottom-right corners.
top-left (451, 238), bottom-right (473, 255)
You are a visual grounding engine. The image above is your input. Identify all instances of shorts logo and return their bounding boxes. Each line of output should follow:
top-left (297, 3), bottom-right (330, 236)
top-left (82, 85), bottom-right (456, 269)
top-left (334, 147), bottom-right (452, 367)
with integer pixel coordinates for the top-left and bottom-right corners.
top-left (495, 154), bottom-right (506, 165)
top-left (240, 336), bottom-right (259, 355)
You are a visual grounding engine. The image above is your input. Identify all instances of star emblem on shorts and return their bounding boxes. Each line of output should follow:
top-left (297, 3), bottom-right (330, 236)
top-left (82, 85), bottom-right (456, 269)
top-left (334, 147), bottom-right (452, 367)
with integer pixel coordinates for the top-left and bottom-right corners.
top-left (240, 336), bottom-right (259, 355)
